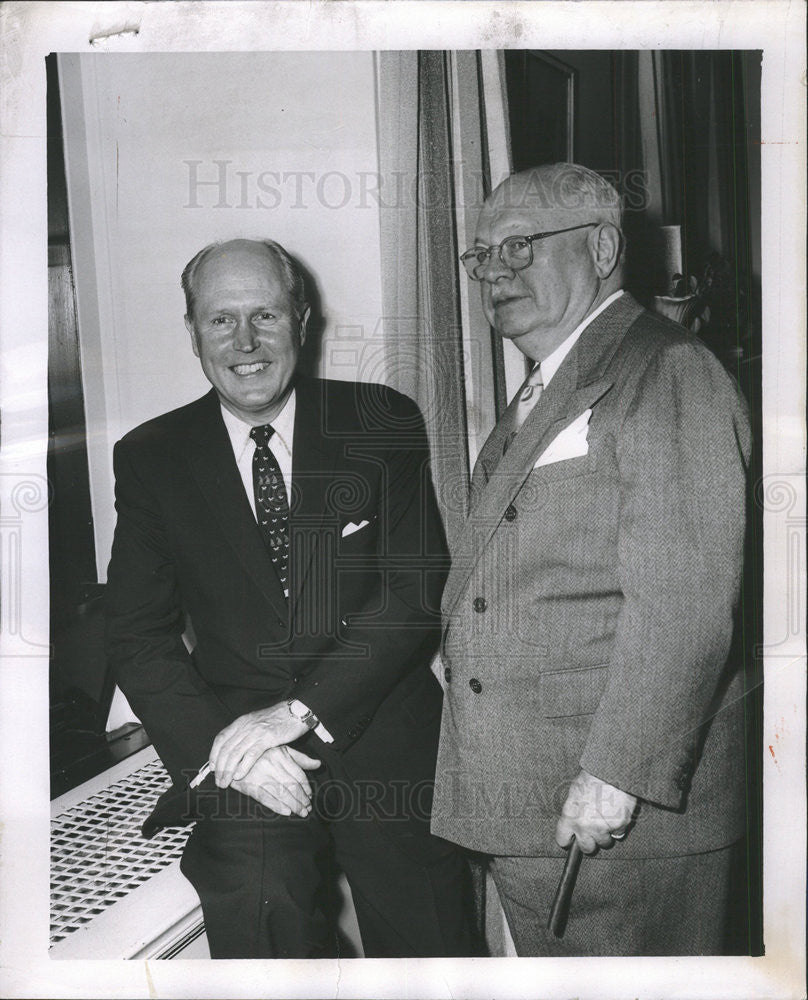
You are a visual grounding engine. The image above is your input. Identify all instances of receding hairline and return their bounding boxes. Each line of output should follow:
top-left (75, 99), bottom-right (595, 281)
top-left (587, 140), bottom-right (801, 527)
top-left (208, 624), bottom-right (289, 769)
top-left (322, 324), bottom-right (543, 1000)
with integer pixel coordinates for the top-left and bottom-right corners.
top-left (483, 163), bottom-right (623, 227)
top-left (181, 238), bottom-right (308, 320)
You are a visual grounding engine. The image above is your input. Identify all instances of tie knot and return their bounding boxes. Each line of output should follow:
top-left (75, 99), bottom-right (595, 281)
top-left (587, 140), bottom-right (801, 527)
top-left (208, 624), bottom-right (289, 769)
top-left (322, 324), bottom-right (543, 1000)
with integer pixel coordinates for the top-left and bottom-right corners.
top-left (520, 364), bottom-right (544, 401)
top-left (250, 424), bottom-right (275, 449)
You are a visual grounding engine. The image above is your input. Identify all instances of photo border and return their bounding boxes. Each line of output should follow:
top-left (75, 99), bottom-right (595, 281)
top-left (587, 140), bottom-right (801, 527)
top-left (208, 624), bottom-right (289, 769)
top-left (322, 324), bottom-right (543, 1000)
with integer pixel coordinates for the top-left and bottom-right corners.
top-left (0, 2), bottom-right (804, 998)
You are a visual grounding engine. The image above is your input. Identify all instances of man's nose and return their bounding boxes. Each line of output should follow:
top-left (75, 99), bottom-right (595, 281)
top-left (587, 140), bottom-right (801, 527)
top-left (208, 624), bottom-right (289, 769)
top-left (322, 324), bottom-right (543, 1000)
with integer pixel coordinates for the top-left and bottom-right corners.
top-left (477, 251), bottom-right (514, 283)
top-left (232, 317), bottom-right (259, 351)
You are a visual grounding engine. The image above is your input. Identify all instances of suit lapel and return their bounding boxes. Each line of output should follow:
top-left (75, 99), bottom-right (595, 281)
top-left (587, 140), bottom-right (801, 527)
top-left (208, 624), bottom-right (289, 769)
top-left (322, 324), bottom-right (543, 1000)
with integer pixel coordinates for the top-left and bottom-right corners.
top-left (184, 390), bottom-right (289, 621)
top-left (443, 293), bottom-right (644, 618)
top-left (289, 377), bottom-right (342, 605)
top-left (468, 387), bottom-right (520, 506)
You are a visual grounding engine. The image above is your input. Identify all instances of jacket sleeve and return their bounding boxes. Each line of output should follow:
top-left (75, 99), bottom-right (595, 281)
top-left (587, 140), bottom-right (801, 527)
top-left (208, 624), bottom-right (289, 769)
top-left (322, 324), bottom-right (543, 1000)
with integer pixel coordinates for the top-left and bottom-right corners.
top-left (293, 392), bottom-right (448, 750)
top-left (105, 437), bottom-right (233, 785)
top-left (579, 339), bottom-right (751, 807)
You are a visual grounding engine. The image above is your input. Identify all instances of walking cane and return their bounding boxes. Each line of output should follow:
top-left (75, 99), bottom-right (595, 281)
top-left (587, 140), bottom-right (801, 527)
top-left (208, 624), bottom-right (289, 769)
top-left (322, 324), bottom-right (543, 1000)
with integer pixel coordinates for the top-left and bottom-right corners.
top-left (547, 840), bottom-right (583, 938)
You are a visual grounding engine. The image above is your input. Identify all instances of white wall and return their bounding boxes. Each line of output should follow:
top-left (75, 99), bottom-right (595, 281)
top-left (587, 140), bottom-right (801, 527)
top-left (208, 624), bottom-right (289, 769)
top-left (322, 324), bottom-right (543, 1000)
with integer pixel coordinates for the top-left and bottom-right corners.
top-left (59, 52), bottom-right (385, 578)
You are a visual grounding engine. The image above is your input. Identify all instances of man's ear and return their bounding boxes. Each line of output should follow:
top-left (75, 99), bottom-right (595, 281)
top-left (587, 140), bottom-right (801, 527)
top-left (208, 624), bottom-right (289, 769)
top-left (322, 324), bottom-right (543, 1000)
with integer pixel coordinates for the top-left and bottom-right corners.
top-left (591, 224), bottom-right (623, 279)
top-left (185, 315), bottom-right (200, 358)
top-left (298, 306), bottom-right (311, 346)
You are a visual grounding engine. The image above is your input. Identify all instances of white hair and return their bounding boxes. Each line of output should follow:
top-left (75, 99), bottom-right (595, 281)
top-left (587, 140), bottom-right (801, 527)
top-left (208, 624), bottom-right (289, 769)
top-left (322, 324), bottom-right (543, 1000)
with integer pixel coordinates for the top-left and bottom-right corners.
top-left (490, 163), bottom-right (623, 228)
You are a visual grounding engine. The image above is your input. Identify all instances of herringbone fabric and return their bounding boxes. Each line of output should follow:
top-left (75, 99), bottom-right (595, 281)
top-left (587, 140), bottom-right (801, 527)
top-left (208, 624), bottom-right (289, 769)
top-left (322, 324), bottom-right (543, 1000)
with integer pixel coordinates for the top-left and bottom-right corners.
top-left (489, 846), bottom-right (734, 956)
top-left (433, 294), bottom-right (751, 860)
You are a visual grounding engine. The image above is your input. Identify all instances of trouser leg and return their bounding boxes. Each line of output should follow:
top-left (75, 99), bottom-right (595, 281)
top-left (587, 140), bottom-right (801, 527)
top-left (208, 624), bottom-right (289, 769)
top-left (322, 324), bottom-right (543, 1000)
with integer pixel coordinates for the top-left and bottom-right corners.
top-left (180, 805), bottom-right (334, 959)
top-left (179, 765), bottom-right (474, 959)
top-left (489, 845), bottom-right (736, 956)
top-left (329, 814), bottom-right (472, 957)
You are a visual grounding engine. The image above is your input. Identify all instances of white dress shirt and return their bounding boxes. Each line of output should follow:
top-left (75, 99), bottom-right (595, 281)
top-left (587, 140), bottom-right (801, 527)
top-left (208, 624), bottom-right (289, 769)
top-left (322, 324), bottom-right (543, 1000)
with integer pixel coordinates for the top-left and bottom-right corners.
top-left (220, 390), bottom-right (295, 516)
top-left (219, 389), bottom-right (333, 743)
top-left (539, 289), bottom-right (624, 388)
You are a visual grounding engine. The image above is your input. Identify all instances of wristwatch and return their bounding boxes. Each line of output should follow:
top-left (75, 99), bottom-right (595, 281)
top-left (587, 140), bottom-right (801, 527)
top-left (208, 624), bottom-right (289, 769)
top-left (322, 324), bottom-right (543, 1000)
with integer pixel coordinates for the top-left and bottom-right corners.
top-left (286, 698), bottom-right (320, 731)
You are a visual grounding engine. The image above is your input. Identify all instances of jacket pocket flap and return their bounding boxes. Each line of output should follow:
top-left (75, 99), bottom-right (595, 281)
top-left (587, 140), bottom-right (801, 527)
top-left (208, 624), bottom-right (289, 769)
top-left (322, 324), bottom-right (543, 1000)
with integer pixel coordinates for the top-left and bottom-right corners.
top-left (537, 663), bottom-right (609, 718)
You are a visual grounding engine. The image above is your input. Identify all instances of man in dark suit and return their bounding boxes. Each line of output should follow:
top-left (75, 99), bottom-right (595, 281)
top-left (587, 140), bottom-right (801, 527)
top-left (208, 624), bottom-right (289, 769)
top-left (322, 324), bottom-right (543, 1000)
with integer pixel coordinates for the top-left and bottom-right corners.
top-left (431, 164), bottom-right (751, 955)
top-left (105, 238), bottom-right (469, 958)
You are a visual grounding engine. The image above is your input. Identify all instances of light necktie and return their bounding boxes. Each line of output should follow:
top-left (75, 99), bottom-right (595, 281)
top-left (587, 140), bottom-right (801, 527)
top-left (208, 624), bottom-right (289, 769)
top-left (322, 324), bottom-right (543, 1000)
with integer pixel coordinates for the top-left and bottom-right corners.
top-left (250, 424), bottom-right (290, 597)
top-left (503, 363), bottom-right (544, 453)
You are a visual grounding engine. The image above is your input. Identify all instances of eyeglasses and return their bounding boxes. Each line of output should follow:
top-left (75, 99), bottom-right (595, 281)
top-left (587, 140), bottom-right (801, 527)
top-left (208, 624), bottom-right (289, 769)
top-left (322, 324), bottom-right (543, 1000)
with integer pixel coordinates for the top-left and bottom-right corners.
top-left (460, 223), bottom-right (599, 280)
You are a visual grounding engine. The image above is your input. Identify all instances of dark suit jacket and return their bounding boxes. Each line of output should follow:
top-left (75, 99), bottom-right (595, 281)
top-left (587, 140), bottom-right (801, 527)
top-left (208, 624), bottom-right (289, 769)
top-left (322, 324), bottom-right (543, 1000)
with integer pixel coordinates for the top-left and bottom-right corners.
top-left (105, 376), bottom-right (449, 844)
top-left (431, 293), bottom-right (752, 858)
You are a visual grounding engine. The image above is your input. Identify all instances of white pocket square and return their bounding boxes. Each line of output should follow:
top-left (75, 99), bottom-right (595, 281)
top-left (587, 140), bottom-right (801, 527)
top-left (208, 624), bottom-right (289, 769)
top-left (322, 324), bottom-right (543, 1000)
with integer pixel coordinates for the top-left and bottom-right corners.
top-left (341, 519), bottom-right (371, 538)
top-left (534, 409), bottom-right (592, 467)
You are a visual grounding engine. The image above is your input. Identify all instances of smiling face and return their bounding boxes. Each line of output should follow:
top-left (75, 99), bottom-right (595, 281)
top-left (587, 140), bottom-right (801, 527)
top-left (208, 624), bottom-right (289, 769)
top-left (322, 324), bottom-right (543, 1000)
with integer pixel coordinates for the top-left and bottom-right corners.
top-left (474, 175), bottom-right (604, 360)
top-left (185, 241), bottom-right (308, 425)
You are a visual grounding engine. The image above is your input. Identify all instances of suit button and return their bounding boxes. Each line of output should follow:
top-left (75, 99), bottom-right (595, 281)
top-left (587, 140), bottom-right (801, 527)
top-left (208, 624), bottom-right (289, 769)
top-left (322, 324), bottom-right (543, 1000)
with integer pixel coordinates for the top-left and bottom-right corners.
top-left (469, 678), bottom-right (482, 694)
top-left (504, 504), bottom-right (517, 521)
top-left (444, 666), bottom-right (452, 683)
top-left (292, 675), bottom-right (299, 685)
top-left (473, 597), bottom-right (487, 613)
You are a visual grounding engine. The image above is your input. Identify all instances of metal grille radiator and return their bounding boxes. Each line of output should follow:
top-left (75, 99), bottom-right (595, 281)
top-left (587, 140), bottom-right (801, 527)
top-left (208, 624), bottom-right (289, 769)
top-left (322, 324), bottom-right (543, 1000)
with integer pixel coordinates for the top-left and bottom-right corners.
top-left (50, 758), bottom-right (189, 946)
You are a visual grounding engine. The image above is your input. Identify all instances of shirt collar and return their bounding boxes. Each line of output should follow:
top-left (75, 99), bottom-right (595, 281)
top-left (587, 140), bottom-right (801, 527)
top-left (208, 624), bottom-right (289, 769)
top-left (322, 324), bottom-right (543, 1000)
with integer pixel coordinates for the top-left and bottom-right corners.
top-left (219, 388), bottom-right (296, 461)
top-left (540, 289), bottom-right (624, 387)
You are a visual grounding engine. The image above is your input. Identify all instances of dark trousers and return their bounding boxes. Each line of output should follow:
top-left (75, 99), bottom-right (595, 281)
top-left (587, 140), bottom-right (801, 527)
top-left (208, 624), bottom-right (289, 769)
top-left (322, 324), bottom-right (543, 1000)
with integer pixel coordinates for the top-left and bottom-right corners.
top-left (180, 761), bottom-right (471, 959)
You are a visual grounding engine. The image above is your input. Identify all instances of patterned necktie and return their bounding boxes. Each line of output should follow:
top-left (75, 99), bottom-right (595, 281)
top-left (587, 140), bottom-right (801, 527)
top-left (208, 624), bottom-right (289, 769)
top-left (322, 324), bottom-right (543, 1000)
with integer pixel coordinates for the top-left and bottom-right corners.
top-left (503, 363), bottom-right (544, 454)
top-left (250, 424), bottom-right (290, 597)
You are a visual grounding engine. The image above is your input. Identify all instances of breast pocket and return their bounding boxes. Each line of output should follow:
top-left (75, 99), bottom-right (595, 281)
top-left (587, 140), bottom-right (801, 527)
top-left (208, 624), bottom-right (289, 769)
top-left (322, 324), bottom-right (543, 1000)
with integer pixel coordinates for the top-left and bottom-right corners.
top-left (528, 450), bottom-right (598, 484)
top-left (337, 515), bottom-right (378, 555)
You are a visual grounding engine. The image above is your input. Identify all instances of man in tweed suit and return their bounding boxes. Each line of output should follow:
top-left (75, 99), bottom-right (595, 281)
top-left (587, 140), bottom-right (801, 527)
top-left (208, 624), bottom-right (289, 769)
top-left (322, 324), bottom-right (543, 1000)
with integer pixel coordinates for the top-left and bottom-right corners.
top-left (431, 164), bottom-right (751, 955)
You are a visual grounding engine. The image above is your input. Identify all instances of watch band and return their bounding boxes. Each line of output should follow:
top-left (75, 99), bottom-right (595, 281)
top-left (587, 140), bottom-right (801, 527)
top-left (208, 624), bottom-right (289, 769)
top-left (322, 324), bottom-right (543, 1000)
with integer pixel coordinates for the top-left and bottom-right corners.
top-left (287, 698), bottom-right (319, 730)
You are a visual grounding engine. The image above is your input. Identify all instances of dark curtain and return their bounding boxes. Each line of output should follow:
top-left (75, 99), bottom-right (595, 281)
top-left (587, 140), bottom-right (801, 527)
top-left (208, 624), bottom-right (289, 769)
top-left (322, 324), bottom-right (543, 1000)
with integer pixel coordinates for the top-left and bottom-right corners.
top-left (616, 51), bottom-right (760, 377)
top-left (616, 49), bottom-right (763, 956)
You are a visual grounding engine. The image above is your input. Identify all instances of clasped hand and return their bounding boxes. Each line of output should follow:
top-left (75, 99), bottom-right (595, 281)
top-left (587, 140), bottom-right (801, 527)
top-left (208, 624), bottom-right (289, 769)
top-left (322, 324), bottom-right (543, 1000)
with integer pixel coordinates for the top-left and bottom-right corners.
top-left (555, 769), bottom-right (637, 854)
top-left (229, 745), bottom-right (321, 817)
top-left (209, 703), bottom-right (318, 817)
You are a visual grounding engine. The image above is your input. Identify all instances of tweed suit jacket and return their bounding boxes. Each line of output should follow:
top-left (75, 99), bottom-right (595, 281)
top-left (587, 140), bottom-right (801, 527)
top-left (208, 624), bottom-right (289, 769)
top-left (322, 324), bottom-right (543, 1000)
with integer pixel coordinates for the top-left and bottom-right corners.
top-left (105, 376), bottom-right (449, 848)
top-left (431, 293), bottom-right (752, 859)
